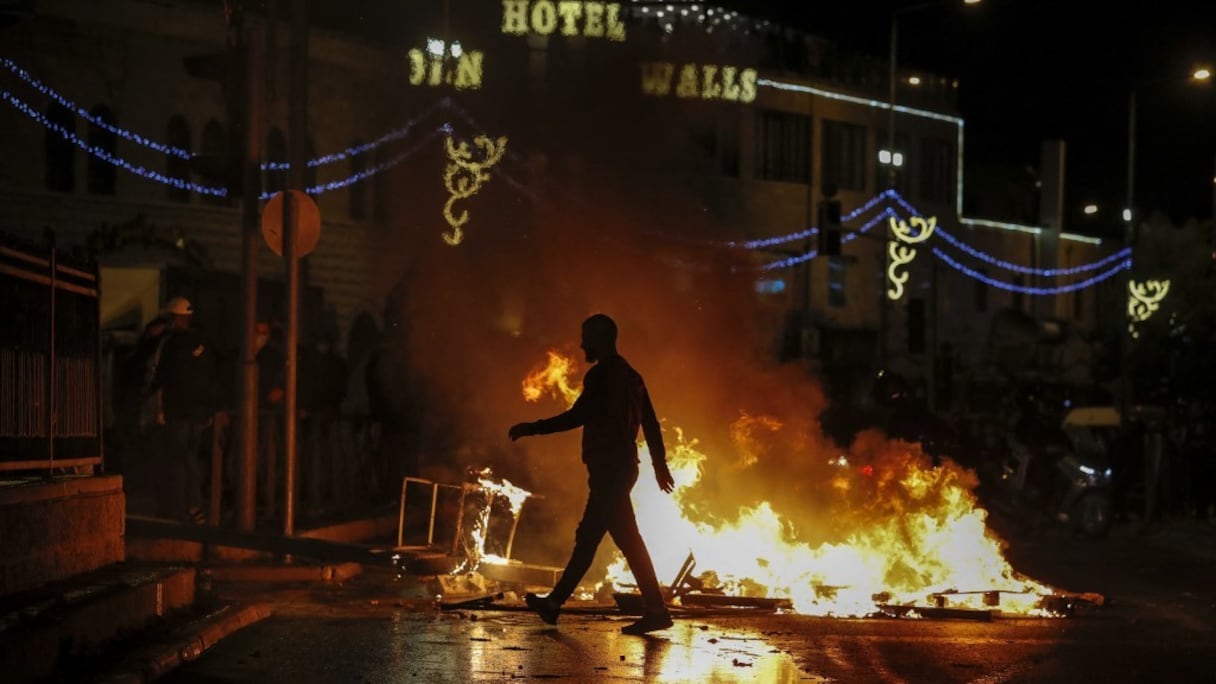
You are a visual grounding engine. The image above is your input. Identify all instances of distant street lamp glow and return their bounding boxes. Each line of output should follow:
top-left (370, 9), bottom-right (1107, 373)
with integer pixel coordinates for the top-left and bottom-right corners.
top-left (1083, 204), bottom-right (1099, 215)
top-left (879, 149), bottom-right (892, 164)
top-left (1122, 208), bottom-right (1132, 222)
top-left (892, 152), bottom-right (904, 167)
top-left (907, 75), bottom-right (921, 85)
top-left (1193, 68), bottom-right (1212, 81)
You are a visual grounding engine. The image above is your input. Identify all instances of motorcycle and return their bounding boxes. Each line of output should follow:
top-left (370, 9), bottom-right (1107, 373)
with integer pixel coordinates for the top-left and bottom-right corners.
top-left (980, 403), bottom-right (1118, 539)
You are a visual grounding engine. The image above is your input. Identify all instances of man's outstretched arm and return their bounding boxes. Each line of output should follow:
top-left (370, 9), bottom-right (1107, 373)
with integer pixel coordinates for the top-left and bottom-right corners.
top-left (640, 384), bottom-right (674, 493)
top-left (509, 377), bottom-right (594, 441)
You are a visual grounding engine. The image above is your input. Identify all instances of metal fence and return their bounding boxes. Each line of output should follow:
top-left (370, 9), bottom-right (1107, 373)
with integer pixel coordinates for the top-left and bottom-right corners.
top-left (0, 233), bottom-right (102, 473)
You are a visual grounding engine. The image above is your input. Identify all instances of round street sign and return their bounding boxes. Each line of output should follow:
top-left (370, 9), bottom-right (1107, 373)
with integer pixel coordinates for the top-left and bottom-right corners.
top-left (261, 190), bottom-right (321, 258)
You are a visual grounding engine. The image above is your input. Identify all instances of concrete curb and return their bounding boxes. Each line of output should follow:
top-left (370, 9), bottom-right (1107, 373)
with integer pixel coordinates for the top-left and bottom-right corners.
top-left (99, 603), bottom-right (273, 684)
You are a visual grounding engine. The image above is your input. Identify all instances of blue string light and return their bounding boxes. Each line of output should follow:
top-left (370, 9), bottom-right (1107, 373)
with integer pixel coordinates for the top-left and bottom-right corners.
top-left (2, 57), bottom-right (442, 171)
top-left (760, 208), bottom-right (896, 271)
top-left (885, 190), bottom-right (1128, 277)
top-left (2, 87), bottom-right (228, 196)
top-left (3, 57), bottom-right (193, 160)
top-left (731, 190), bottom-right (892, 249)
top-left (4, 84), bottom-right (445, 200)
top-left (933, 227), bottom-right (1132, 276)
top-left (931, 247), bottom-right (1131, 295)
top-left (264, 98), bottom-right (450, 171)
top-left (291, 125), bottom-right (448, 199)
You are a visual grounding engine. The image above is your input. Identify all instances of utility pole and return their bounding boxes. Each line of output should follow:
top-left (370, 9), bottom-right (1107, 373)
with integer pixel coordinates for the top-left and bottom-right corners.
top-left (237, 19), bottom-right (264, 532)
top-left (282, 0), bottom-right (309, 537)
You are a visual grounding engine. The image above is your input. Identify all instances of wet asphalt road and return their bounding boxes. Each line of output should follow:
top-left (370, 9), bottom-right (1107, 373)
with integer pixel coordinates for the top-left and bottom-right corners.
top-left (165, 524), bottom-right (1216, 683)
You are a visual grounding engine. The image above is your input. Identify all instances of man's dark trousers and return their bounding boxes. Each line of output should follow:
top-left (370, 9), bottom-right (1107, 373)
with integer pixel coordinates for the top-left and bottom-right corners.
top-left (548, 464), bottom-right (666, 611)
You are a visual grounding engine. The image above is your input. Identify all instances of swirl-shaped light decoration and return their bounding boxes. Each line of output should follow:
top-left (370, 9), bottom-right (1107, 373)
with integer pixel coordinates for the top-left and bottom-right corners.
top-left (886, 215), bottom-right (937, 301)
top-left (442, 134), bottom-right (507, 245)
top-left (1127, 279), bottom-right (1170, 338)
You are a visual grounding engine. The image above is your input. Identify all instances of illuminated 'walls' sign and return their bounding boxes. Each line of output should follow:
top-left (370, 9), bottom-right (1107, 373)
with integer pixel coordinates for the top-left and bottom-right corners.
top-left (502, 1), bottom-right (626, 41)
top-left (641, 62), bottom-right (758, 103)
top-left (408, 39), bottom-right (483, 90)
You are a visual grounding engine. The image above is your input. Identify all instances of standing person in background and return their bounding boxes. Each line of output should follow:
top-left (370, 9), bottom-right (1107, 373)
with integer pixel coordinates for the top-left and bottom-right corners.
top-left (301, 335), bottom-right (348, 508)
top-left (255, 320), bottom-right (285, 523)
top-left (509, 314), bottom-right (676, 636)
top-left (148, 297), bottom-right (217, 522)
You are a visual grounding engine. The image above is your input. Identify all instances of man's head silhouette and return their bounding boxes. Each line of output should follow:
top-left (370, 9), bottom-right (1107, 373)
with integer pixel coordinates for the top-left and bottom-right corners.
top-left (580, 314), bottom-right (618, 363)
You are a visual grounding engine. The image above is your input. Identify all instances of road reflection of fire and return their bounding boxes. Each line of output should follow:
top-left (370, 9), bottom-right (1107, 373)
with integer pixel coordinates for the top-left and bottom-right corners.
top-left (521, 351), bottom-right (1062, 618)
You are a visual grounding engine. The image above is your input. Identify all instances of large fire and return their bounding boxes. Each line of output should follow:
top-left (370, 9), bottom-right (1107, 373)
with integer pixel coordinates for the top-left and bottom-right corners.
top-left (520, 351), bottom-right (1062, 617)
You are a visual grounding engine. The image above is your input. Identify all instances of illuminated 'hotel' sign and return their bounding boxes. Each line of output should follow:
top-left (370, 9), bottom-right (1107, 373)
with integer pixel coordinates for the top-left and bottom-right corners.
top-left (501, 1), bottom-right (626, 41)
top-left (641, 62), bottom-right (758, 102)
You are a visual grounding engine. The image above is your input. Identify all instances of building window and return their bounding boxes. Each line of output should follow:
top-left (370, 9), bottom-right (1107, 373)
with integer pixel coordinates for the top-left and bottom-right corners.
top-left (875, 129), bottom-right (910, 196)
top-left (349, 140), bottom-right (367, 221)
top-left (920, 136), bottom-right (953, 205)
top-left (754, 110), bottom-right (810, 183)
top-left (87, 105), bottom-right (117, 195)
top-left (907, 298), bottom-right (926, 354)
top-left (828, 256), bottom-right (846, 307)
top-left (265, 128), bottom-right (287, 196)
top-left (821, 119), bottom-right (865, 192)
top-left (974, 268), bottom-right (988, 313)
top-left (199, 119), bottom-right (227, 206)
top-left (165, 115), bottom-right (191, 203)
top-left (720, 110), bottom-right (740, 178)
top-left (44, 102), bottom-right (75, 192)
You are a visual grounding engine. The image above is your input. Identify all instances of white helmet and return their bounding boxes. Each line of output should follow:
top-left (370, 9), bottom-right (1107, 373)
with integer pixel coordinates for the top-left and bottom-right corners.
top-left (164, 297), bottom-right (194, 316)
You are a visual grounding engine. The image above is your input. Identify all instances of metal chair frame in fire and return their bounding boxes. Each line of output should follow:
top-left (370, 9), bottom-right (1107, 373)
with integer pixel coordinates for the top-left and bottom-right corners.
top-left (395, 475), bottom-right (535, 564)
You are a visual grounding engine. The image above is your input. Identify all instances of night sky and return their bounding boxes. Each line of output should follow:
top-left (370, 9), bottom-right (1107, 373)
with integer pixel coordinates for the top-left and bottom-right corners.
top-left (729, 0), bottom-right (1216, 231)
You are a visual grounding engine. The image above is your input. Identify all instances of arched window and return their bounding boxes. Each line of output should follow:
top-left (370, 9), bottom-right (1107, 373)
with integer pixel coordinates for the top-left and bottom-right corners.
top-left (265, 127), bottom-right (287, 196)
top-left (44, 102), bottom-right (75, 192)
top-left (199, 119), bottom-right (227, 205)
top-left (165, 115), bottom-right (191, 203)
top-left (86, 105), bottom-right (117, 195)
top-left (349, 140), bottom-right (367, 220)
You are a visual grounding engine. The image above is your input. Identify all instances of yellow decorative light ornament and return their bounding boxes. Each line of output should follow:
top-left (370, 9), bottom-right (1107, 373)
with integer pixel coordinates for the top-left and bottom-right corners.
top-left (886, 215), bottom-right (937, 301)
top-left (442, 134), bottom-right (508, 246)
top-left (1127, 279), bottom-right (1170, 329)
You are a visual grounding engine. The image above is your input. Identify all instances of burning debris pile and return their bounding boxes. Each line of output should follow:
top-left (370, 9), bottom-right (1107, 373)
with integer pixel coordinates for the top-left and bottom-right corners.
top-left (517, 351), bottom-right (1086, 619)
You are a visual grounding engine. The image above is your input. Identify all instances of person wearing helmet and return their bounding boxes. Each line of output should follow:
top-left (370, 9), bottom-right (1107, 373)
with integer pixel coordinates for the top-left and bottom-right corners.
top-left (148, 297), bottom-right (217, 522)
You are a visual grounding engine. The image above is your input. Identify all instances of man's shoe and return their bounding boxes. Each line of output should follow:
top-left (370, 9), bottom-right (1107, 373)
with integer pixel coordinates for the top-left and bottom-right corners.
top-left (620, 613), bottom-right (673, 635)
top-left (525, 592), bottom-right (560, 625)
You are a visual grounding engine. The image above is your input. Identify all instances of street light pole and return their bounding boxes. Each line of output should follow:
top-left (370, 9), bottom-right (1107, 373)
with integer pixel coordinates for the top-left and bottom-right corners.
top-left (1125, 88), bottom-right (1137, 240)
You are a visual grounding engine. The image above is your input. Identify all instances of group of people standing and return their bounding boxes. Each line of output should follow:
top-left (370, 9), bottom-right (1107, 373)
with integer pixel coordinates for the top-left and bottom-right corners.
top-left (116, 297), bottom-right (357, 524)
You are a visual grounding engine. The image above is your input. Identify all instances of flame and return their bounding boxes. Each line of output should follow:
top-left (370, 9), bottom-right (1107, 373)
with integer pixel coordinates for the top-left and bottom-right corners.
top-left (523, 350), bottom-right (581, 405)
top-left (519, 350), bottom-right (1063, 617)
top-left (454, 467), bottom-right (533, 572)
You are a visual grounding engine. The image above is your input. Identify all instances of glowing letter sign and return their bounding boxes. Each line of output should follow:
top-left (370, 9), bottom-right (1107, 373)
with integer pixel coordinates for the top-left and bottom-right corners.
top-left (501, 1), bottom-right (626, 41)
top-left (641, 62), bottom-right (758, 103)
top-left (885, 215), bottom-right (937, 301)
top-left (408, 40), bottom-right (483, 90)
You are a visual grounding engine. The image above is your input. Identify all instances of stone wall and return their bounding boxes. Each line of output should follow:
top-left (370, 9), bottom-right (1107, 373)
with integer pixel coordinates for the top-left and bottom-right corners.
top-left (0, 475), bottom-right (125, 597)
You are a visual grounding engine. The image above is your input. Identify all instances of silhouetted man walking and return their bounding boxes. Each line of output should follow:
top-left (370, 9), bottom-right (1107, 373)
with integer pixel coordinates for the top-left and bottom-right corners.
top-left (509, 314), bottom-right (675, 635)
